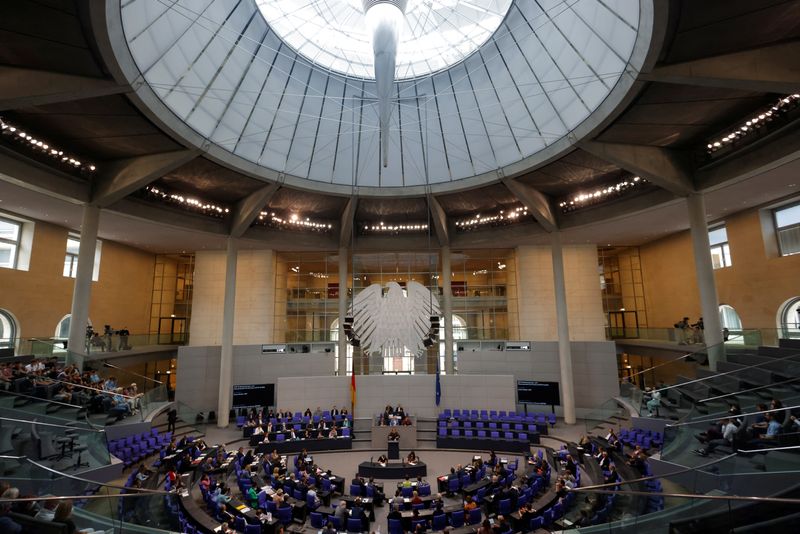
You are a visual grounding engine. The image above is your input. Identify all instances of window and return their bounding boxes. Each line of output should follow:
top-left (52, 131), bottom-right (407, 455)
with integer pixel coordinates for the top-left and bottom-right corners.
top-left (63, 236), bottom-right (80, 277)
top-left (63, 234), bottom-right (102, 281)
top-left (774, 202), bottom-right (800, 256)
top-left (709, 225), bottom-right (732, 269)
top-left (0, 217), bottom-right (22, 269)
top-left (0, 309), bottom-right (18, 348)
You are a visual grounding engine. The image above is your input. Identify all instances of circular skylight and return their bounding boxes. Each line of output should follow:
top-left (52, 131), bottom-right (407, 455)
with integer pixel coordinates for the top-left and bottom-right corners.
top-left (255, 0), bottom-right (513, 79)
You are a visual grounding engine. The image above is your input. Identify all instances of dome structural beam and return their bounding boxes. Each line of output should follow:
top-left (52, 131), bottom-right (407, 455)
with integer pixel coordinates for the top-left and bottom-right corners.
top-left (339, 197), bottom-right (359, 248)
top-left (580, 141), bottom-right (695, 197)
top-left (0, 65), bottom-right (130, 111)
top-left (502, 178), bottom-right (558, 233)
top-left (427, 194), bottom-right (449, 247)
top-left (640, 41), bottom-right (800, 94)
top-left (229, 183), bottom-right (280, 238)
top-left (91, 149), bottom-right (200, 208)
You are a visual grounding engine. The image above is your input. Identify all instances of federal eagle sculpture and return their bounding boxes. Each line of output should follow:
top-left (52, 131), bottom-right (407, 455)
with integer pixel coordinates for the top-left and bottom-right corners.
top-left (349, 280), bottom-right (440, 356)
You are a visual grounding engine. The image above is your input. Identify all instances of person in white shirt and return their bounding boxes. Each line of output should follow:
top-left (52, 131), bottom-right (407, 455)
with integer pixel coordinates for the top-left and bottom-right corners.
top-left (694, 418), bottom-right (737, 456)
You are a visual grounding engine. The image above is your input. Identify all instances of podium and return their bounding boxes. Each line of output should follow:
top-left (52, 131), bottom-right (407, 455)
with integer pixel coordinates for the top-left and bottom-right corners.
top-left (388, 440), bottom-right (400, 460)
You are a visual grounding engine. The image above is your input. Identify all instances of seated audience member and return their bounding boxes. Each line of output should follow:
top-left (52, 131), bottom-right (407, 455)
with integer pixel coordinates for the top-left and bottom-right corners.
top-left (477, 519), bottom-right (493, 534)
top-left (0, 490), bottom-right (22, 534)
top-left (34, 500), bottom-right (59, 522)
top-left (694, 417), bottom-right (737, 456)
top-left (387, 503), bottom-right (403, 522)
top-left (328, 426), bottom-right (338, 438)
top-left (745, 412), bottom-right (783, 449)
top-left (492, 515), bottom-right (510, 534)
top-left (53, 499), bottom-right (104, 533)
top-left (464, 496), bottom-right (477, 512)
top-left (411, 491), bottom-right (423, 506)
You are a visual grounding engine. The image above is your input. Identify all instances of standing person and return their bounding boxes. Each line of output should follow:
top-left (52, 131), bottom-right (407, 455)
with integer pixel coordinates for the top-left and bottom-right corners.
top-left (103, 325), bottom-right (115, 352)
top-left (167, 407), bottom-right (178, 434)
top-left (118, 327), bottom-right (131, 350)
top-left (674, 317), bottom-right (690, 345)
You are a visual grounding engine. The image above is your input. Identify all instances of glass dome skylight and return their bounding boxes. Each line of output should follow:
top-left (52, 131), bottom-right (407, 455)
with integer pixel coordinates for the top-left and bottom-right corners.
top-left (255, 0), bottom-right (513, 79)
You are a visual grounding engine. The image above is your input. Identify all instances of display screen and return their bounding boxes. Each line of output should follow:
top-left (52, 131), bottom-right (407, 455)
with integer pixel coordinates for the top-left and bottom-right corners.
top-left (232, 383), bottom-right (275, 408)
top-left (517, 380), bottom-right (560, 405)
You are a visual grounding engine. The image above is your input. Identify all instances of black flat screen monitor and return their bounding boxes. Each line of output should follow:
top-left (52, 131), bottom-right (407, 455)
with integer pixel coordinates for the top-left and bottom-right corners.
top-left (517, 380), bottom-right (560, 406)
top-left (232, 383), bottom-right (275, 408)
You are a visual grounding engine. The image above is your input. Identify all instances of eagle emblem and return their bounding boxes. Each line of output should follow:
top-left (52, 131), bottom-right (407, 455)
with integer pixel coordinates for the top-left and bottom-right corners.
top-left (349, 281), bottom-right (440, 356)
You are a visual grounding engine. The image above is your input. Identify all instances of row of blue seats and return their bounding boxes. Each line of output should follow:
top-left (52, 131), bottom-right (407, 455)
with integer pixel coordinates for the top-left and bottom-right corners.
top-left (620, 427), bottom-right (663, 449)
top-left (107, 429), bottom-right (173, 468)
top-left (440, 409), bottom-right (555, 424)
top-left (439, 419), bottom-right (544, 431)
top-left (438, 428), bottom-right (531, 441)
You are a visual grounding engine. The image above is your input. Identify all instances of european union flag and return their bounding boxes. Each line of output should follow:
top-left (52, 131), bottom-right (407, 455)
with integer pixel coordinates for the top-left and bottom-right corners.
top-left (435, 358), bottom-right (441, 406)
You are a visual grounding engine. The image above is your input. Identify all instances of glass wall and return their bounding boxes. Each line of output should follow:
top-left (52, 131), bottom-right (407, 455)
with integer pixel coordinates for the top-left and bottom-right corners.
top-left (149, 254), bottom-right (194, 343)
top-left (599, 246), bottom-right (649, 338)
top-left (446, 249), bottom-right (515, 340)
top-left (276, 249), bottom-right (515, 374)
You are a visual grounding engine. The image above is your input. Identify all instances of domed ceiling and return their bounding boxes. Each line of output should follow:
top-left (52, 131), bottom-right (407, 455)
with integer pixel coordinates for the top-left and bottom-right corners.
top-left (118, 0), bottom-right (651, 195)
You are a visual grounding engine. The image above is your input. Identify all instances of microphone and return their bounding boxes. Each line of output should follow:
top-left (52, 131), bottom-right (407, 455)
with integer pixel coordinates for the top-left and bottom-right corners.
top-left (370, 456), bottom-right (374, 466)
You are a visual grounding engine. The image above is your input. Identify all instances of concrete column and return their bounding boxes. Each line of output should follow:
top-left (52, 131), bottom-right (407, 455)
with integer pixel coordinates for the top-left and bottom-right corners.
top-left (686, 193), bottom-right (725, 370)
top-left (338, 247), bottom-right (348, 376)
top-left (217, 238), bottom-right (238, 428)
top-left (67, 204), bottom-right (100, 368)
top-left (551, 232), bottom-right (576, 424)
top-left (441, 246), bottom-right (454, 374)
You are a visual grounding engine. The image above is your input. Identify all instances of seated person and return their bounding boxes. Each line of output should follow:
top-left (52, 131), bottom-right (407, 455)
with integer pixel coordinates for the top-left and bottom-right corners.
top-left (407, 450), bottom-right (417, 464)
top-left (694, 417), bottom-right (738, 456)
top-left (401, 415), bottom-right (413, 426)
top-left (464, 496), bottom-right (477, 512)
top-left (328, 426), bottom-right (338, 439)
top-left (377, 454), bottom-right (388, 466)
top-left (411, 491), bottom-right (423, 505)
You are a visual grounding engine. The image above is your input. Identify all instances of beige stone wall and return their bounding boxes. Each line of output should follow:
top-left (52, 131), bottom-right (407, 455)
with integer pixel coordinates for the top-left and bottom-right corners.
top-left (189, 249), bottom-right (277, 346)
top-left (0, 219), bottom-right (154, 339)
top-left (641, 208), bottom-right (800, 334)
top-left (515, 244), bottom-right (605, 341)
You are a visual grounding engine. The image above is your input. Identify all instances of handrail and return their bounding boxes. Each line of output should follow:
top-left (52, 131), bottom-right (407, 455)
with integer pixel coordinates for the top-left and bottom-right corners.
top-left (623, 334), bottom-right (746, 380)
top-left (0, 387), bottom-right (86, 409)
top-left (665, 403), bottom-right (800, 428)
top-left (654, 351), bottom-right (800, 394)
top-left (0, 415), bottom-right (104, 433)
top-left (736, 444), bottom-right (800, 454)
top-left (102, 361), bottom-right (163, 384)
top-left (0, 455), bottom-right (169, 495)
top-left (698, 375), bottom-right (800, 403)
top-left (20, 375), bottom-right (138, 400)
top-left (576, 453), bottom-right (738, 492)
top-left (568, 487), bottom-right (800, 504)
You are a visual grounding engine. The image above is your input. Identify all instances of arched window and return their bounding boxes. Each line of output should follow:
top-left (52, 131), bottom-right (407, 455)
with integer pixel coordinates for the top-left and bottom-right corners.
top-left (55, 315), bottom-right (92, 340)
top-left (778, 297), bottom-right (800, 339)
top-left (0, 309), bottom-right (18, 349)
top-left (719, 304), bottom-right (743, 344)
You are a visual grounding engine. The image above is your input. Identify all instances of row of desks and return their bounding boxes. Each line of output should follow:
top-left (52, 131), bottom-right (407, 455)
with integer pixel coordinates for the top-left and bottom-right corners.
top-left (253, 437), bottom-right (352, 454)
top-left (436, 436), bottom-right (535, 453)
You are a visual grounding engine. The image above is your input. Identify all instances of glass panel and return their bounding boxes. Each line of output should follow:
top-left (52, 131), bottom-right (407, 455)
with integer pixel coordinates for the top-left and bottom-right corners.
top-left (0, 218), bottom-right (20, 240)
top-left (708, 226), bottom-right (728, 245)
top-left (777, 225), bottom-right (800, 256)
top-left (0, 241), bottom-right (16, 268)
top-left (66, 237), bottom-right (81, 255)
top-left (256, 0), bottom-right (513, 79)
top-left (775, 202), bottom-right (800, 228)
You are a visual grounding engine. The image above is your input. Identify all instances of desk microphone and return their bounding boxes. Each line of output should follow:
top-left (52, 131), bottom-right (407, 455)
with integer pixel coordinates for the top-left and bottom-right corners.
top-left (370, 456), bottom-right (374, 466)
